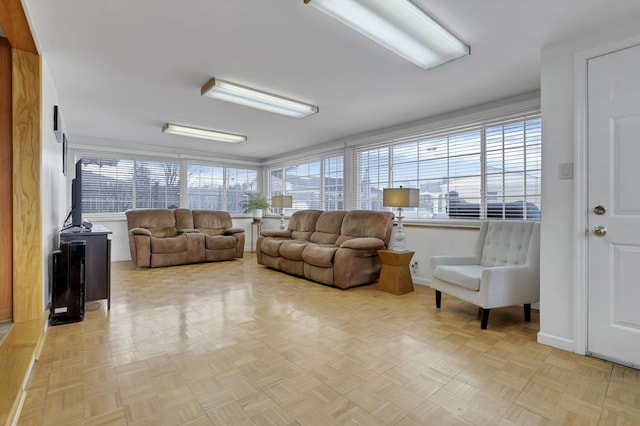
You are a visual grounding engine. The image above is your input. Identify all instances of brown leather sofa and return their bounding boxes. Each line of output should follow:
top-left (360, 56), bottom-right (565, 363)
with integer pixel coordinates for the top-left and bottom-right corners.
top-left (256, 209), bottom-right (394, 289)
top-left (126, 208), bottom-right (245, 268)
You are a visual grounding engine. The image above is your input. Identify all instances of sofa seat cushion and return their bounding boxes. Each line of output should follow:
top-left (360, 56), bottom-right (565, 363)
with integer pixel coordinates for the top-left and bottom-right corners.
top-left (198, 228), bottom-right (224, 236)
top-left (433, 264), bottom-right (484, 291)
top-left (150, 227), bottom-right (178, 238)
top-left (204, 234), bottom-right (237, 250)
top-left (302, 244), bottom-right (339, 268)
top-left (340, 237), bottom-right (386, 252)
top-left (279, 240), bottom-right (312, 261)
top-left (261, 238), bottom-right (286, 257)
top-left (151, 234), bottom-right (188, 254)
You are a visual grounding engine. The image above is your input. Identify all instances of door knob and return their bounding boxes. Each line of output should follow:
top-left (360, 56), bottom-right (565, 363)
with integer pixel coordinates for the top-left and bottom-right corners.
top-left (593, 226), bottom-right (607, 237)
top-left (593, 205), bottom-right (606, 215)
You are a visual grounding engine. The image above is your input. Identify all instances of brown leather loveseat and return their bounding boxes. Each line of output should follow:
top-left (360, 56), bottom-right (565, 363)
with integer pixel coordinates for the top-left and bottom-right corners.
top-left (126, 208), bottom-right (245, 268)
top-left (256, 209), bottom-right (394, 289)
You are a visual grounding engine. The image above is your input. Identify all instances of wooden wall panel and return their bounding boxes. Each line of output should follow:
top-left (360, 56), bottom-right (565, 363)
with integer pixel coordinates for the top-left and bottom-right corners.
top-left (0, 0), bottom-right (37, 54)
top-left (11, 48), bottom-right (41, 322)
top-left (0, 38), bottom-right (12, 322)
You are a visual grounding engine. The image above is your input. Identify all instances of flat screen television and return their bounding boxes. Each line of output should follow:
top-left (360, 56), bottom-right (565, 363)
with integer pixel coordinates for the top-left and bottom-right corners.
top-left (63, 159), bottom-right (91, 232)
top-left (71, 159), bottom-right (83, 227)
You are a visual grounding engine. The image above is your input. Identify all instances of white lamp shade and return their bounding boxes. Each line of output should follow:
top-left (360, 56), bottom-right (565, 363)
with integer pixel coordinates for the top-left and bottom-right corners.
top-left (383, 187), bottom-right (419, 207)
top-left (272, 195), bottom-right (293, 208)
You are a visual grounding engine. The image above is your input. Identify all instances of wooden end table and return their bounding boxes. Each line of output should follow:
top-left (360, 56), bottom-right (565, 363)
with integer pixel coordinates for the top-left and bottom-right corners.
top-left (377, 249), bottom-right (415, 295)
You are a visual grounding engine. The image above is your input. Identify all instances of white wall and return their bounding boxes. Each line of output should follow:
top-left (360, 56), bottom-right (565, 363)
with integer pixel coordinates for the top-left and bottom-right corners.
top-left (539, 17), bottom-right (640, 351)
top-left (402, 225), bottom-right (479, 285)
top-left (40, 58), bottom-right (68, 311)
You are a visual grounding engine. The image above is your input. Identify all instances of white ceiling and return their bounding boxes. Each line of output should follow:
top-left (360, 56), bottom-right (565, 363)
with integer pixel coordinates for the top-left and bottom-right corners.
top-left (21, 0), bottom-right (640, 162)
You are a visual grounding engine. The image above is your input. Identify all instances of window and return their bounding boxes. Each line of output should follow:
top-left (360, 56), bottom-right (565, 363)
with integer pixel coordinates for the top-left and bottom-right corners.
top-left (186, 164), bottom-right (224, 210)
top-left (79, 104), bottom-right (539, 221)
top-left (353, 109), bottom-right (541, 220)
top-left (186, 164), bottom-right (258, 213)
top-left (81, 154), bottom-right (258, 214)
top-left (268, 154), bottom-right (344, 212)
top-left (82, 156), bottom-right (180, 212)
top-left (81, 156), bottom-right (134, 213)
top-left (134, 160), bottom-right (180, 209)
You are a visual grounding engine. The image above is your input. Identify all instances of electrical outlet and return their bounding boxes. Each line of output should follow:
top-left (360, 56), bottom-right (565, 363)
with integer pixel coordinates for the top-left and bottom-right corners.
top-left (410, 260), bottom-right (419, 274)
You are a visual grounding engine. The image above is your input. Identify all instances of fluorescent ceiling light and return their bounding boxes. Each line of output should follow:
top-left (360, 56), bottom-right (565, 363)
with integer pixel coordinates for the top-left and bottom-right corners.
top-left (201, 78), bottom-right (319, 118)
top-left (162, 123), bottom-right (246, 143)
top-left (304, 0), bottom-right (469, 69)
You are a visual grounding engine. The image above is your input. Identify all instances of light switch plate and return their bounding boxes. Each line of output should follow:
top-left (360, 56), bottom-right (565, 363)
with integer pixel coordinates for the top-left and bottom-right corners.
top-left (560, 162), bottom-right (573, 179)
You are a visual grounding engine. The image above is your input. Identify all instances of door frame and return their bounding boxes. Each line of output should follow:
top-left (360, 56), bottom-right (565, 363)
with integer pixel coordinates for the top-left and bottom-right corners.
top-left (573, 34), bottom-right (640, 356)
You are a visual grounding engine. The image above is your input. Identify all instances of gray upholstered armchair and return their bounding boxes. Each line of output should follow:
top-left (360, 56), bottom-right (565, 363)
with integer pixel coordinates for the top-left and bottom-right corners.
top-left (429, 221), bottom-right (540, 329)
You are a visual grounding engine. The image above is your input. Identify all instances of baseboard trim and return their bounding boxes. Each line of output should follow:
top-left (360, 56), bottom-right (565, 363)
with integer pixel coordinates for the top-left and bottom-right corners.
top-left (412, 277), bottom-right (430, 286)
top-left (537, 331), bottom-right (574, 352)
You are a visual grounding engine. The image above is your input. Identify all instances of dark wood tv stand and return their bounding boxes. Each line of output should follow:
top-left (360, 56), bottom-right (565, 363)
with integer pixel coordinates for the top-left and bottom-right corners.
top-left (60, 224), bottom-right (112, 309)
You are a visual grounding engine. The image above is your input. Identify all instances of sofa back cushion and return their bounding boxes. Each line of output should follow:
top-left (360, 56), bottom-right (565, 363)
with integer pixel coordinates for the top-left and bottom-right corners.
top-left (336, 210), bottom-right (394, 246)
top-left (125, 209), bottom-right (178, 238)
top-left (174, 208), bottom-right (195, 230)
top-left (288, 210), bottom-right (323, 240)
top-left (192, 210), bottom-right (233, 230)
top-left (310, 211), bottom-right (346, 245)
top-left (480, 221), bottom-right (535, 267)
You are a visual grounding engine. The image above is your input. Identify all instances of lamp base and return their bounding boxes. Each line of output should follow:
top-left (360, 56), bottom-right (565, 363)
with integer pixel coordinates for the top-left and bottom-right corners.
top-left (391, 209), bottom-right (408, 251)
top-left (279, 212), bottom-right (286, 230)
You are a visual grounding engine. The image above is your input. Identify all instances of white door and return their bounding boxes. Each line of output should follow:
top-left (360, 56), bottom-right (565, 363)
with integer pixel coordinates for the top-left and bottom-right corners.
top-left (587, 43), bottom-right (640, 368)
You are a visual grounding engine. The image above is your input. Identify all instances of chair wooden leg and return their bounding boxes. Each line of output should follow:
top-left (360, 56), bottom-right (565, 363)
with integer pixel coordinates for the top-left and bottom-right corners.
top-left (524, 304), bottom-right (531, 322)
top-left (435, 290), bottom-right (441, 308)
top-left (480, 308), bottom-right (490, 329)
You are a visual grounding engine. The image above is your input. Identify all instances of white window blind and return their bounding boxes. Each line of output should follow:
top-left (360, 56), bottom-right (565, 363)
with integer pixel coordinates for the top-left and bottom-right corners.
top-left (187, 164), bottom-right (224, 210)
top-left (81, 156), bottom-right (135, 213)
top-left (135, 160), bottom-right (180, 209)
top-left (226, 167), bottom-right (259, 214)
top-left (81, 156), bottom-right (181, 212)
top-left (186, 164), bottom-right (258, 213)
top-left (268, 154), bottom-right (344, 212)
top-left (80, 153), bottom-right (258, 214)
top-left (351, 108), bottom-right (541, 221)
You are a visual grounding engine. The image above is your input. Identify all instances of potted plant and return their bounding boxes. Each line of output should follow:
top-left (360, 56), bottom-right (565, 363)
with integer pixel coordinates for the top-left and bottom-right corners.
top-left (240, 192), bottom-right (270, 221)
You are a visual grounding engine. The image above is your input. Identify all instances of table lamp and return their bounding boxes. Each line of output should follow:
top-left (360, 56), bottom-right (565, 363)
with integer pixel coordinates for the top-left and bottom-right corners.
top-left (271, 195), bottom-right (293, 230)
top-left (383, 186), bottom-right (419, 251)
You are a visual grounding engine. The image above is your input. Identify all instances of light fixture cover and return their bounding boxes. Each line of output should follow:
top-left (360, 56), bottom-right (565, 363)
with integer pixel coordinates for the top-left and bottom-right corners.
top-left (383, 187), bottom-right (419, 207)
top-left (162, 123), bottom-right (246, 143)
top-left (271, 195), bottom-right (293, 208)
top-left (304, 0), bottom-right (469, 69)
top-left (201, 78), bottom-right (319, 118)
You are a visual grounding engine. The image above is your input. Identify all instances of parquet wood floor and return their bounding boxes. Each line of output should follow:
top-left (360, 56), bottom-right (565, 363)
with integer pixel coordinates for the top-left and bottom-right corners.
top-left (17, 255), bottom-right (640, 425)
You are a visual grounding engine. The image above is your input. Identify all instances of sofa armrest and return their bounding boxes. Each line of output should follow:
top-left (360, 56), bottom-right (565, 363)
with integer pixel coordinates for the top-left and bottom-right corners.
top-left (482, 265), bottom-right (540, 304)
top-left (223, 227), bottom-right (245, 235)
top-left (339, 237), bottom-right (385, 250)
top-left (260, 229), bottom-right (291, 238)
top-left (430, 255), bottom-right (481, 280)
top-left (129, 227), bottom-right (151, 236)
